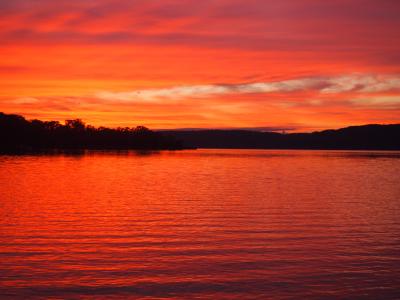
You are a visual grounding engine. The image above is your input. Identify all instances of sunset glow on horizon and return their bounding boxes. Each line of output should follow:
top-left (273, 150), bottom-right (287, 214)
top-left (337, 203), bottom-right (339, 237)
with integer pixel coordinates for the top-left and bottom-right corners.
top-left (1, 0), bottom-right (399, 131)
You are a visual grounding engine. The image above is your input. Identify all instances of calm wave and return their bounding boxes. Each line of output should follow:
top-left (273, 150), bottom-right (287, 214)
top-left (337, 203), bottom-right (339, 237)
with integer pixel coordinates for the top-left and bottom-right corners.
top-left (1, 150), bottom-right (400, 299)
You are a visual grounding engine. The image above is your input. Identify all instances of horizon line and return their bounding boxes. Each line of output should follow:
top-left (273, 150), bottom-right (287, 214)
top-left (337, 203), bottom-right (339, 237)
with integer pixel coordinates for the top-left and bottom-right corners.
top-left (2, 111), bottom-right (400, 134)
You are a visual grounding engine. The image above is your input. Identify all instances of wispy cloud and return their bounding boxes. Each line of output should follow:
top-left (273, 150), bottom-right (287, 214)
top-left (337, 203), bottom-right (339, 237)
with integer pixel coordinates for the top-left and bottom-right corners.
top-left (351, 96), bottom-right (400, 107)
top-left (321, 76), bottom-right (400, 93)
top-left (12, 97), bottom-right (40, 104)
top-left (95, 74), bottom-right (400, 103)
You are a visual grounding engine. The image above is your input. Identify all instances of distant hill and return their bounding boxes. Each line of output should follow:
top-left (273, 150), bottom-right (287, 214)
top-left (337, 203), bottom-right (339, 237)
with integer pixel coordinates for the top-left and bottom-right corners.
top-left (162, 124), bottom-right (400, 150)
top-left (0, 112), bottom-right (184, 152)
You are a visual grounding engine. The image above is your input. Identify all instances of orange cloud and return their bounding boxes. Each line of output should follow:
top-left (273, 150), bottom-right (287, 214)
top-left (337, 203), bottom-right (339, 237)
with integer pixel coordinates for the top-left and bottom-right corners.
top-left (0, 0), bottom-right (399, 130)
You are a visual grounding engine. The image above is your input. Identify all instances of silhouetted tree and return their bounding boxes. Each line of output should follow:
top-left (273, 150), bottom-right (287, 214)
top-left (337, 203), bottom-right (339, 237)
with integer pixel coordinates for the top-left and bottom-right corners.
top-left (0, 112), bottom-right (184, 152)
top-left (65, 119), bottom-right (86, 131)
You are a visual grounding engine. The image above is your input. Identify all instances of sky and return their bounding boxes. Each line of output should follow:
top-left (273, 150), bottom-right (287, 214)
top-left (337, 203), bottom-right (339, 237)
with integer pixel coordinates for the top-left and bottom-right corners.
top-left (0, 0), bottom-right (399, 131)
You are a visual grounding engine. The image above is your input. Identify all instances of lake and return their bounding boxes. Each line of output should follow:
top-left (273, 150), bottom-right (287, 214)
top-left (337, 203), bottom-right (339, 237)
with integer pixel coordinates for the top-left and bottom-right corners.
top-left (0, 149), bottom-right (400, 299)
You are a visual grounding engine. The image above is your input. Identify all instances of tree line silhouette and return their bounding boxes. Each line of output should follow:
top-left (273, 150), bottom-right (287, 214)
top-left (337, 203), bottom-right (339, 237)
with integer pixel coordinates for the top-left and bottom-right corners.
top-left (2, 112), bottom-right (400, 152)
top-left (0, 112), bottom-right (184, 152)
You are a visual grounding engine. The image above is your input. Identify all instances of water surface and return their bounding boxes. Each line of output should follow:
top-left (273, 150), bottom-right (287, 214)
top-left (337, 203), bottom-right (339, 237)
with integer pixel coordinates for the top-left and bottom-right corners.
top-left (0, 150), bottom-right (400, 299)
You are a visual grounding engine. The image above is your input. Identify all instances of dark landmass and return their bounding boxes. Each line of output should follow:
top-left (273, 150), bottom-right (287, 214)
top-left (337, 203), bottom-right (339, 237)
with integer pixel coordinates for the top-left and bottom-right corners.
top-left (1, 112), bottom-right (400, 152)
top-left (0, 112), bottom-right (184, 152)
top-left (162, 124), bottom-right (400, 150)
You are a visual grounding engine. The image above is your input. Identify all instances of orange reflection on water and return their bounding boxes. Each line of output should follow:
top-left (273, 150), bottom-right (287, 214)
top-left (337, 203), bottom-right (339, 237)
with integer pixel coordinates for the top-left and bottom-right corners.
top-left (0, 150), bottom-right (400, 299)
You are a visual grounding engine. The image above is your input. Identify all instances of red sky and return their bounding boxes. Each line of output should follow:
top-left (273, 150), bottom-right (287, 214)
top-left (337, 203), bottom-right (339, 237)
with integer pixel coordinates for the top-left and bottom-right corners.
top-left (1, 0), bottom-right (399, 131)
